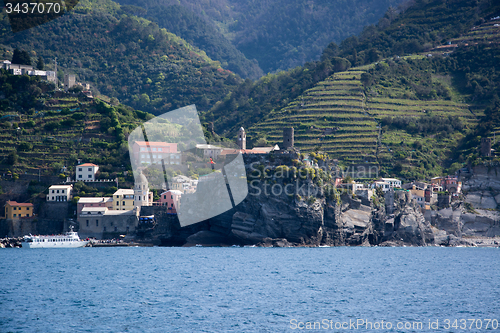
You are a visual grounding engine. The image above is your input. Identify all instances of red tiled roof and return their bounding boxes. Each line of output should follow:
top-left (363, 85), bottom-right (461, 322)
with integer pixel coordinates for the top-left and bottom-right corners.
top-left (78, 163), bottom-right (98, 167)
top-left (134, 141), bottom-right (177, 147)
top-left (6, 201), bottom-right (33, 207)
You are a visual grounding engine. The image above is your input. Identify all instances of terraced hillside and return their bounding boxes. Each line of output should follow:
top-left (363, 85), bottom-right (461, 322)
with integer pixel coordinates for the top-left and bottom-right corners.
top-left (0, 90), bottom-right (147, 181)
top-left (249, 68), bottom-right (380, 164)
top-left (249, 57), bottom-right (476, 178)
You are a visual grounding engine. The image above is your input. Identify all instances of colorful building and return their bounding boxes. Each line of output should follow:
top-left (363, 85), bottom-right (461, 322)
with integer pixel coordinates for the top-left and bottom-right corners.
top-left (113, 189), bottom-right (135, 210)
top-left (131, 141), bottom-right (181, 166)
top-left (159, 190), bottom-right (182, 213)
top-left (4, 201), bottom-right (34, 219)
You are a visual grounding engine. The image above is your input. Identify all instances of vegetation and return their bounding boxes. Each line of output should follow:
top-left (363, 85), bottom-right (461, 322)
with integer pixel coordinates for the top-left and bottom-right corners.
top-left (0, 0), bottom-right (241, 115)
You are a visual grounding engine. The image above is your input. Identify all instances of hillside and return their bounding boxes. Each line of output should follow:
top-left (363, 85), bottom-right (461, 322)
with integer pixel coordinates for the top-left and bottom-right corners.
top-left (114, 2), bottom-right (263, 79)
top-left (112, 0), bottom-right (406, 74)
top-left (0, 0), bottom-right (241, 115)
top-left (204, 0), bottom-right (500, 181)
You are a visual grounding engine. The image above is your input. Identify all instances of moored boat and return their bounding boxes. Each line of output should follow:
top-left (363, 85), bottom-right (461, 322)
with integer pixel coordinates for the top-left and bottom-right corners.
top-left (21, 227), bottom-right (89, 248)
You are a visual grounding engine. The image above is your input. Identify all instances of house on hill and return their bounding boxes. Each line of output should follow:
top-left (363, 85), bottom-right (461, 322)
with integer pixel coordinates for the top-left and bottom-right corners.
top-left (76, 163), bottom-right (99, 181)
top-left (46, 185), bottom-right (73, 202)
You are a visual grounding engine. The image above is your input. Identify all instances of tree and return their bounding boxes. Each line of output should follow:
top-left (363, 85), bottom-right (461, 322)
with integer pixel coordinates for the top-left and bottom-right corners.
top-left (7, 151), bottom-right (18, 165)
top-left (11, 49), bottom-right (31, 66)
top-left (36, 57), bottom-right (44, 70)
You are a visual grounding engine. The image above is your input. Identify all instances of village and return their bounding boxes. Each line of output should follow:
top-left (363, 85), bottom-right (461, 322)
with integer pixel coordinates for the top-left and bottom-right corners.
top-left (2, 124), bottom-right (471, 240)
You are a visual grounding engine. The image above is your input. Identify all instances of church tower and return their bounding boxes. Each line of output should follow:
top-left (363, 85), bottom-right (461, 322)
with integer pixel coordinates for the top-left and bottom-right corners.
top-left (237, 127), bottom-right (246, 150)
top-left (134, 170), bottom-right (150, 207)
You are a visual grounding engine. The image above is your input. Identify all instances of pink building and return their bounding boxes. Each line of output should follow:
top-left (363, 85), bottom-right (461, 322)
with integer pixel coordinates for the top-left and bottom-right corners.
top-left (159, 190), bottom-right (182, 214)
top-left (77, 197), bottom-right (113, 215)
top-left (131, 141), bottom-right (181, 166)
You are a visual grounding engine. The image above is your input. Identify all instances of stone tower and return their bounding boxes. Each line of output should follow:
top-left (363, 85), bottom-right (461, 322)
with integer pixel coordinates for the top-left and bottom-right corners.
top-left (283, 127), bottom-right (294, 149)
top-left (134, 170), bottom-right (150, 207)
top-left (237, 127), bottom-right (246, 150)
top-left (481, 137), bottom-right (492, 157)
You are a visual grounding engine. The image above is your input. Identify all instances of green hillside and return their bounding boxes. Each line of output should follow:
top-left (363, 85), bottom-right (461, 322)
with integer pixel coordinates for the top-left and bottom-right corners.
top-left (205, 0), bottom-right (500, 180)
top-left (0, 0), bottom-right (241, 115)
top-left (112, 0), bottom-right (406, 74)
top-left (113, 2), bottom-right (264, 79)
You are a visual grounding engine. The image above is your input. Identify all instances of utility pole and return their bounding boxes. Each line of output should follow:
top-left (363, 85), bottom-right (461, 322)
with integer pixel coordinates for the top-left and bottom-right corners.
top-left (54, 57), bottom-right (58, 88)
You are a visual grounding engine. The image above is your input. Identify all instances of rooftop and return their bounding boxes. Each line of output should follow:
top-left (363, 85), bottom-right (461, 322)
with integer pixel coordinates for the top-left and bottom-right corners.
top-left (134, 141), bottom-right (178, 147)
top-left (78, 197), bottom-right (112, 203)
top-left (6, 201), bottom-right (33, 207)
top-left (113, 189), bottom-right (134, 196)
top-left (49, 185), bottom-right (73, 189)
top-left (78, 163), bottom-right (99, 167)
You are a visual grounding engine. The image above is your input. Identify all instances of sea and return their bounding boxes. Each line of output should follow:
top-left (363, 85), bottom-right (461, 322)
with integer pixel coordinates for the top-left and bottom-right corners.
top-left (1, 247), bottom-right (499, 333)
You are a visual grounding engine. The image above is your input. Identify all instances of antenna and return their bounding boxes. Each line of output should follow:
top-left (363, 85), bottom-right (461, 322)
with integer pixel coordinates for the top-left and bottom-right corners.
top-left (54, 57), bottom-right (58, 87)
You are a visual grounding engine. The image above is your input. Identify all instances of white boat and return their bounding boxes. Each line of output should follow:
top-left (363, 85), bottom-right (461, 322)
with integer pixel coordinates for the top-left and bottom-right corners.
top-left (21, 227), bottom-right (89, 248)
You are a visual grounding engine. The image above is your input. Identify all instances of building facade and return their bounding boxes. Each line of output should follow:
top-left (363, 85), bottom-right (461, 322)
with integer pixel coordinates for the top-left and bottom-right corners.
top-left (4, 201), bottom-right (34, 219)
top-left (46, 185), bottom-right (73, 202)
top-left (76, 163), bottom-right (99, 181)
top-left (78, 207), bottom-right (138, 239)
top-left (159, 190), bottom-right (182, 213)
top-left (77, 197), bottom-right (113, 215)
top-left (131, 141), bottom-right (181, 166)
top-left (113, 189), bottom-right (135, 210)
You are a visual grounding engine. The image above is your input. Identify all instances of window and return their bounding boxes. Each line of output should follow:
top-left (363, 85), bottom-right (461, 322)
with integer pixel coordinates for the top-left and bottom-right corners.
top-left (52, 197), bottom-right (54, 200)
top-left (52, 190), bottom-right (55, 193)
top-left (116, 201), bottom-right (119, 205)
top-left (158, 148), bottom-right (162, 152)
top-left (96, 220), bottom-right (99, 227)
top-left (13, 207), bottom-right (16, 210)
top-left (88, 175), bottom-right (92, 178)
top-left (171, 195), bottom-right (173, 199)
top-left (86, 220), bottom-right (89, 227)
top-left (122, 201), bottom-right (125, 206)
top-left (57, 190), bottom-right (59, 193)
top-left (78, 168), bottom-right (82, 171)
top-left (88, 168), bottom-right (92, 171)
top-left (141, 147), bottom-right (145, 151)
top-left (27, 207), bottom-right (30, 210)
top-left (103, 227), bottom-right (106, 232)
top-left (13, 214), bottom-right (16, 217)
top-left (78, 175), bottom-right (82, 178)
top-left (141, 154), bottom-right (145, 158)
top-left (153, 148), bottom-right (157, 151)
top-left (163, 195), bottom-right (166, 199)
top-left (26, 214), bottom-right (29, 217)
top-left (62, 190), bottom-right (65, 193)
top-left (110, 222), bottom-right (113, 226)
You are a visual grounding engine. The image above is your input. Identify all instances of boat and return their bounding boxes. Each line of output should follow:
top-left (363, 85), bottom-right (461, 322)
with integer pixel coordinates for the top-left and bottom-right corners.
top-left (21, 226), bottom-right (89, 248)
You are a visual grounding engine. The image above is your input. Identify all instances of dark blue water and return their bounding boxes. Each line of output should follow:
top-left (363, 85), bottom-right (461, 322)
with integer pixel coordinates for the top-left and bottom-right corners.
top-left (1, 247), bottom-right (499, 332)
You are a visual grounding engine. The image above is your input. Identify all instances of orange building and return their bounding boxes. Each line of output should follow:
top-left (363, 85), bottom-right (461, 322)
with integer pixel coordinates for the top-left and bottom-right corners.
top-left (4, 201), bottom-right (34, 219)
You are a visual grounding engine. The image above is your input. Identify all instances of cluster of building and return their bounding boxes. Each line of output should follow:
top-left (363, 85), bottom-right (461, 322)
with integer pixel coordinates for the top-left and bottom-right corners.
top-left (342, 175), bottom-right (462, 212)
top-left (1, 59), bottom-right (91, 95)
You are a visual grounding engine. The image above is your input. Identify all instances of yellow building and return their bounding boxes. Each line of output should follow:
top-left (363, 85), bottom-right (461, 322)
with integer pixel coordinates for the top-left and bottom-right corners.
top-left (4, 201), bottom-right (34, 219)
top-left (113, 189), bottom-right (135, 210)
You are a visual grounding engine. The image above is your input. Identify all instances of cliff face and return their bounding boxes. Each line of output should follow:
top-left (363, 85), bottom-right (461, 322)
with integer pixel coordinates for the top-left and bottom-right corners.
top-left (363, 190), bottom-right (434, 246)
top-left (426, 165), bottom-right (500, 242)
top-left (204, 155), bottom-right (434, 247)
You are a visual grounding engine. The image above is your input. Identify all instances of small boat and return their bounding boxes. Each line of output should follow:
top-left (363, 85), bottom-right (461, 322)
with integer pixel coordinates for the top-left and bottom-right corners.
top-left (21, 226), bottom-right (89, 248)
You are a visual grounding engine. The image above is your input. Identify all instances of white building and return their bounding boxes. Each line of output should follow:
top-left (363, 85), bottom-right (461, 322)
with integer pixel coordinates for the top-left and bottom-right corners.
top-left (378, 178), bottom-right (402, 188)
top-left (46, 185), bottom-right (73, 202)
top-left (76, 163), bottom-right (99, 181)
top-left (372, 181), bottom-right (391, 192)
